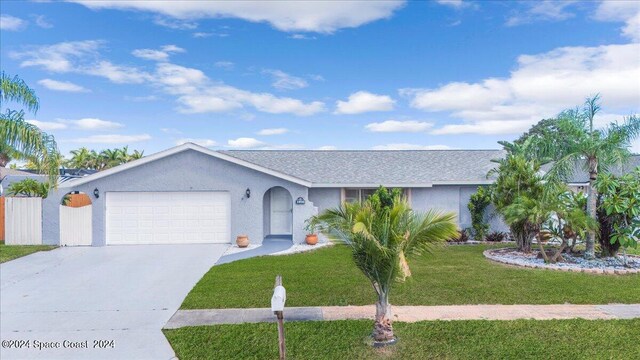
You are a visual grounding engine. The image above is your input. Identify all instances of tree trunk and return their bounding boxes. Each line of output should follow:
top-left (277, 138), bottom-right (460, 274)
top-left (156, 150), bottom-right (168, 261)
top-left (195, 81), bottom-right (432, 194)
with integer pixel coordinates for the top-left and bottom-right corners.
top-left (372, 292), bottom-right (394, 343)
top-left (511, 223), bottom-right (532, 253)
top-left (585, 158), bottom-right (598, 260)
top-left (0, 152), bottom-right (10, 167)
top-left (597, 196), bottom-right (621, 257)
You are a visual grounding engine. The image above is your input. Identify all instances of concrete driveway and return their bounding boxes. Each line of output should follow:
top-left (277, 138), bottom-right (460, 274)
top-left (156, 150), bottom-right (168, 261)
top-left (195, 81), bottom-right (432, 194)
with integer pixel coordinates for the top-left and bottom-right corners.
top-left (0, 244), bottom-right (227, 360)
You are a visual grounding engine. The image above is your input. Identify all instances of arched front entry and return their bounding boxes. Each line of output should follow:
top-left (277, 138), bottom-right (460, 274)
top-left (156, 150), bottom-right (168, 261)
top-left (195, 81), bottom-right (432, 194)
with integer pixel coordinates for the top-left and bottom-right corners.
top-left (263, 186), bottom-right (293, 238)
top-left (59, 191), bottom-right (93, 246)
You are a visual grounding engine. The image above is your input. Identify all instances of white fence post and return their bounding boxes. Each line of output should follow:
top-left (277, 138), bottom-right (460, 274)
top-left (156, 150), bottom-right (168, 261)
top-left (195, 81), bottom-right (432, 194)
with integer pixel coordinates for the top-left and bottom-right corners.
top-left (5, 197), bottom-right (43, 245)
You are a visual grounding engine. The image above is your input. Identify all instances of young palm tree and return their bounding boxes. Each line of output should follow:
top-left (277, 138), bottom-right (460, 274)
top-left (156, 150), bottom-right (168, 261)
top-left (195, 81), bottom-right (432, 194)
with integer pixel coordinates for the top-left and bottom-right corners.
top-left (535, 95), bottom-right (640, 259)
top-left (0, 72), bottom-right (59, 184)
top-left (309, 188), bottom-right (457, 344)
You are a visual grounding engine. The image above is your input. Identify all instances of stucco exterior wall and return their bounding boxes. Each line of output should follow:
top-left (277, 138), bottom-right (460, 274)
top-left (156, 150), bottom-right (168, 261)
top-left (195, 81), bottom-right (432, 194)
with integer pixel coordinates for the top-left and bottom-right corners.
top-left (42, 150), bottom-right (316, 246)
top-left (411, 185), bottom-right (508, 233)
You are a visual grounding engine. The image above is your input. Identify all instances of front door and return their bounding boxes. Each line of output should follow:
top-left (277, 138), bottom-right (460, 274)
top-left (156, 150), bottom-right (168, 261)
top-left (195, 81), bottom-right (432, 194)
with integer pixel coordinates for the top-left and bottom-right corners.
top-left (270, 187), bottom-right (292, 235)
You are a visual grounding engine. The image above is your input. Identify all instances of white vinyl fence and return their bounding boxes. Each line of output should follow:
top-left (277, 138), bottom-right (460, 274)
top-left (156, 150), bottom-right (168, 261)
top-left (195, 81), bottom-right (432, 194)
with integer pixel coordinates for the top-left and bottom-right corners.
top-left (60, 205), bottom-right (92, 246)
top-left (5, 197), bottom-right (43, 245)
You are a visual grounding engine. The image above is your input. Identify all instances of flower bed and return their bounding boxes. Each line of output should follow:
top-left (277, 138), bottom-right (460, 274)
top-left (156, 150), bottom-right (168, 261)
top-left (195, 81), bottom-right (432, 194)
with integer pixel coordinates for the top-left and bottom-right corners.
top-left (484, 248), bottom-right (640, 274)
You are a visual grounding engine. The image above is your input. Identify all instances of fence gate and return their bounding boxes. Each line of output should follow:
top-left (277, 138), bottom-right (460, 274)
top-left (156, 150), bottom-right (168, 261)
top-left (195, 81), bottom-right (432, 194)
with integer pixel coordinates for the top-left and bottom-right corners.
top-left (60, 205), bottom-right (92, 246)
top-left (5, 197), bottom-right (43, 245)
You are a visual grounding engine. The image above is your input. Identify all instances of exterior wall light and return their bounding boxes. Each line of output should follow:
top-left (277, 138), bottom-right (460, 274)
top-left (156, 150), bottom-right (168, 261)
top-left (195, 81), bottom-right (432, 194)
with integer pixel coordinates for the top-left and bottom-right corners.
top-left (245, 188), bottom-right (251, 198)
top-left (93, 188), bottom-right (100, 198)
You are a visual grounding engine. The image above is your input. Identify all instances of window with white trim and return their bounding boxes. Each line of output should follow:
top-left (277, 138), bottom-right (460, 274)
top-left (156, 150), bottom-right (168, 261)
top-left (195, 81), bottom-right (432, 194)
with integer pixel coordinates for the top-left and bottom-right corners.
top-left (344, 188), bottom-right (407, 203)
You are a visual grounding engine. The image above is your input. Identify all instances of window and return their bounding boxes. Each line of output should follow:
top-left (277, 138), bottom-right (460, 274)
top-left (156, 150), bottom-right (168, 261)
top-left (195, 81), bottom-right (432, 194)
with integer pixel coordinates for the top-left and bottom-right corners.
top-left (344, 188), bottom-right (408, 203)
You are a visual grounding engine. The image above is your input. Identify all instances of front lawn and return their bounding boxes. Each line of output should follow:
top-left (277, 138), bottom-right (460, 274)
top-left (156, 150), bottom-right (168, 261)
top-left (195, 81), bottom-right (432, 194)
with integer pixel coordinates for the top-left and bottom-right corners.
top-left (164, 319), bottom-right (640, 359)
top-left (182, 244), bottom-right (640, 309)
top-left (0, 241), bottom-right (56, 263)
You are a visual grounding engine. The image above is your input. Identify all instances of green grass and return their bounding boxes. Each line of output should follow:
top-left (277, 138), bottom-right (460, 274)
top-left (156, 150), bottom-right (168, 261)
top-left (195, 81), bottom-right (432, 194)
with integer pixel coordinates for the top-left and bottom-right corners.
top-left (0, 241), bottom-right (56, 263)
top-left (164, 319), bottom-right (640, 359)
top-left (182, 244), bottom-right (639, 309)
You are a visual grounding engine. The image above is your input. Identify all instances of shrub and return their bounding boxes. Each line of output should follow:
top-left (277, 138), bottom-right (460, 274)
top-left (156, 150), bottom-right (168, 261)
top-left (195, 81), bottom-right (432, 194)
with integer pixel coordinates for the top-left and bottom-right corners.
top-left (6, 178), bottom-right (49, 198)
top-left (485, 231), bottom-right (508, 242)
top-left (447, 230), bottom-right (469, 243)
top-left (467, 186), bottom-right (491, 241)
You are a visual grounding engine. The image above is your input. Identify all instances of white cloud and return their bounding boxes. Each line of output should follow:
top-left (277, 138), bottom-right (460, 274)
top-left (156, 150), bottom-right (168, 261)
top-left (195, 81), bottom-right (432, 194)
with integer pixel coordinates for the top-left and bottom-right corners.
top-left (506, 1), bottom-right (578, 27)
top-left (372, 143), bottom-right (452, 150)
top-left (317, 145), bottom-right (337, 150)
top-left (436, 0), bottom-right (465, 9)
top-left (156, 63), bottom-right (326, 115)
top-left (84, 61), bottom-right (150, 84)
top-left (594, 1), bottom-right (640, 42)
top-left (632, 139), bottom-right (640, 154)
top-left (69, 1), bottom-right (405, 33)
top-left (38, 79), bottom-right (89, 92)
top-left (176, 138), bottom-right (217, 147)
top-left (63, 118), bottom-right (124, 130)
top-left (263, 69), bottom-right (308, 90)
top-left (11, 40), bottom-right (151, 84)
top-left (406, 43), bottom-right (640, 135)
top-left (0, 14), bottom-right (26, 31)
top-left (335, 91), bottom-right (395, 114)
top-left (365, 120), bottom-right (433, 133)
top-left (214, 61), bottom-right (234, 70)
top-left (14, 40), bottom-right (325, 116)
top-left (153, 17), bottom-right (197, 30)
top-left (289, 34), bottom-right (316, 40)
top-left (70, 134), bottom-right (151, 144)
top-left (33, 15), bottom-right (53, 29)
top-left (10, 40), bottom-right (102, 72)
top-left (227, 137), bottom-right (266, 149)
top-left (26, 120), bottom-right (68, 131)
top-left (257, 128), bottom-right (289, 135)
top-left (132, 44), bottom-right (185, 61)
top-left (193, 32), bottom-right (212, 38)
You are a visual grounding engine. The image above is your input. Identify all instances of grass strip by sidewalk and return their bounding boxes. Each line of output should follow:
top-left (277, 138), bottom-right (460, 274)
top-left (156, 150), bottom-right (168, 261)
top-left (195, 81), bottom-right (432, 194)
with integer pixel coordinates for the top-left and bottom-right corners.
top-left (181, 244), bottom-right (640, 309)
top-left (164, 318), bottom-right (640, 360)
top-left (0, 241), bottom-right (56, 263)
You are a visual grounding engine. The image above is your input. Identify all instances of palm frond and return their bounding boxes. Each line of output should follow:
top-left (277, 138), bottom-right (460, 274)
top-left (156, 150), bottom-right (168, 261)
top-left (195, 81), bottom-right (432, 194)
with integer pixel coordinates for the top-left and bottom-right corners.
top-left (0, 72), bottom-right (39, 114)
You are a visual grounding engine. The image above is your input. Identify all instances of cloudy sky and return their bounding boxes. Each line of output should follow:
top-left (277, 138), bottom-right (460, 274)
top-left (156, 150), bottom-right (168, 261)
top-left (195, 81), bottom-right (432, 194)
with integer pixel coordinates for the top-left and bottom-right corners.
top-left (1, 0), bottom-right (639, 155)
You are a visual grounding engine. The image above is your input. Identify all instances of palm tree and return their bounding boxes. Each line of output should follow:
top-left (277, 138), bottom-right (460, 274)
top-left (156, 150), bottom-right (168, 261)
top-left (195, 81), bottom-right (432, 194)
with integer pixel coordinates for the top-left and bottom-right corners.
top-left (489, 139), bottom-right (548, 252)
top-left (309, 187), bottom-right (457, 344)
top-left (128, 149), bottom-right (144, 161)
top-left (0, 72), bottom-right (59, 184)
top-left (68, 147), bottom-right (94, 168)
top-left (534, 95), bottom-right (640, 259)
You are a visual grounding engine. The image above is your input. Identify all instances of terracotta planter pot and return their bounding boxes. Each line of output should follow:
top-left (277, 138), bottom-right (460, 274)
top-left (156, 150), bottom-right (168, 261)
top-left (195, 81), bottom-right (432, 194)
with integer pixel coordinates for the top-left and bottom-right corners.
top-left (305, 234), bottom-right (318, 246)
top-left (236, 235), bottom-right (249, 248)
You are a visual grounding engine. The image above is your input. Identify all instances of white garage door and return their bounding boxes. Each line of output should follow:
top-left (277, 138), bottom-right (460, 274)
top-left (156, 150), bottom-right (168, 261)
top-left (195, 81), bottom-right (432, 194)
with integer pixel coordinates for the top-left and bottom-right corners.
top-left (106, 191), bottom-right (230, 245)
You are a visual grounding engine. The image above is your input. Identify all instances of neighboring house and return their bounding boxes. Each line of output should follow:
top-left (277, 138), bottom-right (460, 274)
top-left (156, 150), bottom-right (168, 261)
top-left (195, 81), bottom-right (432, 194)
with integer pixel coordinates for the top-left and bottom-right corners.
top-left (564, 155), bottom-right (640, 193)
top-left (40, 143), bottom-right (507, 247)
top-left (0, 167), bottom-right (47, 196)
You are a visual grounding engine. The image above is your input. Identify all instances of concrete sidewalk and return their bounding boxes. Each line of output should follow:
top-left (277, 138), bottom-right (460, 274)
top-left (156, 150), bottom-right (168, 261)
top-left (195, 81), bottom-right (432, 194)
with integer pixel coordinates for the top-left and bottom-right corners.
top-left (164, 304), bottom-right (640, 329)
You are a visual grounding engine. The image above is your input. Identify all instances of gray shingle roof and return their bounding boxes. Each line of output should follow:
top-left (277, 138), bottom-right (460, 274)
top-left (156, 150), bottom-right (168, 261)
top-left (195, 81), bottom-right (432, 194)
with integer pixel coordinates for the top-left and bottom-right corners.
top-left (564, 155), bottom-right (640, 183)
top-left (0, 167), bottom-right (35, 180)
top-left (220, 150), bottom-right (505, 185)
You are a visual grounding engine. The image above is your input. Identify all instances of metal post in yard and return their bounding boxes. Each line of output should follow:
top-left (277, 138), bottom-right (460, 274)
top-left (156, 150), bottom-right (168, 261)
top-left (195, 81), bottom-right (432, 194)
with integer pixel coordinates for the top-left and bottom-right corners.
top-left (272, 275), bottom-right (286, 360)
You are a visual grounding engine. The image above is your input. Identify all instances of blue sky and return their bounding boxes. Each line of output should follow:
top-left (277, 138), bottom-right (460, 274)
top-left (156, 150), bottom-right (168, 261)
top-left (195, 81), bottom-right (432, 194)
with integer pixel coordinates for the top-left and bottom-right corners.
top-left (1, 0), bottom-right (639, 156)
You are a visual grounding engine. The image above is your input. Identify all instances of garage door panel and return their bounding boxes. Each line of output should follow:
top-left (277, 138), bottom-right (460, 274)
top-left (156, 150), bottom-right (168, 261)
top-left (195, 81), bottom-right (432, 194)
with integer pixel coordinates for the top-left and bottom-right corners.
top-left (106, 191), bottom-right (230, 245)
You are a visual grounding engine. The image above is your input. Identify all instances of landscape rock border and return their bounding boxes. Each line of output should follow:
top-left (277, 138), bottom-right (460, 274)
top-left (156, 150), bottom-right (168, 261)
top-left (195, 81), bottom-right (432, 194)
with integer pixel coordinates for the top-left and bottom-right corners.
top-left (484, 248), bottom-right (640, 275)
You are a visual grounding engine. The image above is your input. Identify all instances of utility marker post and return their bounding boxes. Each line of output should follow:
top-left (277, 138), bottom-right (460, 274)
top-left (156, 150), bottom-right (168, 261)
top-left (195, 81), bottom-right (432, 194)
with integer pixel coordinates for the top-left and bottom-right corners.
top-left (272, 275), bottom-right (287, 360)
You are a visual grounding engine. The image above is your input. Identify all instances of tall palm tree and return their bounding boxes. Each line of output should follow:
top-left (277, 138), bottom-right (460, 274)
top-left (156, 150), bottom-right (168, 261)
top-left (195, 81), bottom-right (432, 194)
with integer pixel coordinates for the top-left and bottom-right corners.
top-left (309, 188), bottom-right (457, 344)
top-left (534, 95), bottom-right (640, 259)
top-left (69, 147), bottom-right (94, 169)
top-left (0, 72), bottom-right (59, 184)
